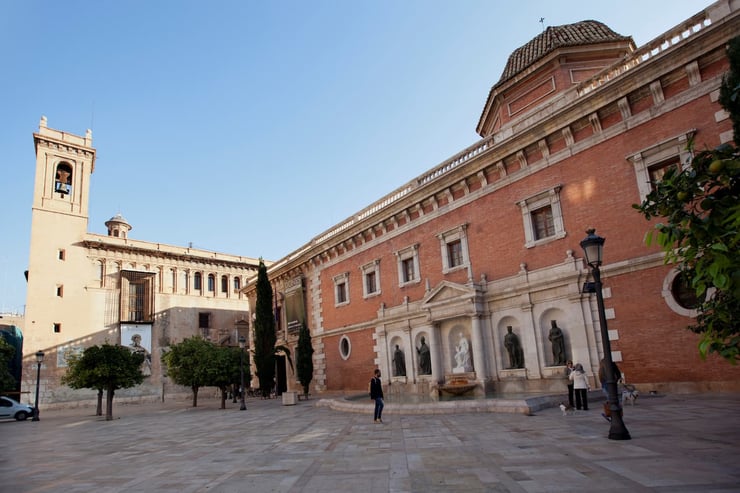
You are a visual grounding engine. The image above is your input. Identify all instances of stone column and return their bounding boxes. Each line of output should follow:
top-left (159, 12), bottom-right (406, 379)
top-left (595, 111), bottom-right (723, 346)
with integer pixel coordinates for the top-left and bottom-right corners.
top-left (471, 315), bottom-right (488, 380)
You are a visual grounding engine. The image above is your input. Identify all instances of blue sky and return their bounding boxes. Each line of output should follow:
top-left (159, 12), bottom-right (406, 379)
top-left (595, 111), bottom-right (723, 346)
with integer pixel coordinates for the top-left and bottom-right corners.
top-left (0, 0), bottom-right (711, 314)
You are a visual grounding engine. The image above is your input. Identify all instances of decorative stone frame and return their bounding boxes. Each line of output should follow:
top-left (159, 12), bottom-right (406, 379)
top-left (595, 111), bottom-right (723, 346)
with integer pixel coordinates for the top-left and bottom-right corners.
top-left (360, 260), bottom-right (381, 299)
top-left (517, 185), bottom-right (565, 248)
top-left (437, 224), bottom-right (470, 274)
top-left (339, 335), bottom-right (352, 360)
top-left (628, 129), bottom-right (695, 202)
top-left (333, 272), bottom-right (350, 307)
top-left (395, 244), bottom-right (421, 287)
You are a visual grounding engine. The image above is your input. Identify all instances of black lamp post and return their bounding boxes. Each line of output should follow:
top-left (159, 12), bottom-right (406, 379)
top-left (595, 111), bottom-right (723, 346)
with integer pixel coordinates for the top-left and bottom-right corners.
top-left (580, 228), bottom-right (631, 440)
top-left (32, 350), bottom-right (44, 422)
top-left (239, 335), bottom-right (247, 411)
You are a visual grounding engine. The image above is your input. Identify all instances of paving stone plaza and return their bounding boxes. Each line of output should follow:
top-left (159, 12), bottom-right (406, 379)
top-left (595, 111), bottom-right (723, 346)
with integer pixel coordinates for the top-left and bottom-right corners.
top-left (2, 393), bottom-right (739, 492)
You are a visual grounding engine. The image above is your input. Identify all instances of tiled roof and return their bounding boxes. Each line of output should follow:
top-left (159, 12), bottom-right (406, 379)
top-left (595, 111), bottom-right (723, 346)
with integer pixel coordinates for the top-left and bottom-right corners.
top-left (495, 20), bottom-right (631, 88)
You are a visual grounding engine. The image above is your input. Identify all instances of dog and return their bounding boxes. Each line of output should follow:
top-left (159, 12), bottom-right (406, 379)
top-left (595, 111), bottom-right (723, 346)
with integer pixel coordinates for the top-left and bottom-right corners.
top-left (559, 402), bottom-right (575, 416)
top-left (621, 384), bottom-right (639, 406)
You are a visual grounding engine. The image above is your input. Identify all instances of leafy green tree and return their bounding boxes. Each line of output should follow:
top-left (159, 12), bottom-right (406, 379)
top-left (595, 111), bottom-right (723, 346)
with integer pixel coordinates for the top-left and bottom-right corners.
top-left (0, 337), bottom-right (17, 394)
top-left (296, 324), bottom-right (314, 397)
top-left (634, 36), bottom-right (740, 363)
top-left (209, 345), bottom-right (246, 409)
top-left (62, 344), bottom-right (145, 420)
top-left (161, 336), bottom-right (214, 407)
top-left (253, 259), bottom-right (277, 397)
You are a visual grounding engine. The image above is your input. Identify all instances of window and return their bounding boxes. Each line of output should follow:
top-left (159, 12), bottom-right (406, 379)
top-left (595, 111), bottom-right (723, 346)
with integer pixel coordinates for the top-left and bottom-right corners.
top-left (629, 129), bottom-right (695, 201)
top-left (56, 285), bottom-right (63, 297)
top-left (194, 272), bottom-right (202, 291)
top-left (531, 206), bottom-right (555, 240)
top-left (233, 277), bottom-right (241, 291)
top-left (438, 225), bottom-right (470, 273)
top-left (518, 185), bottom-right (565, 248)
top-left (53, 323), bottom-right (61, 333)
top-left (120, 271), bottom-right (154, 322)
top-left (333, 272), bottom-right (349, 306)
top-left (647, 158), bottom-right (681, 191)
top-left (395, 245), bottom-right (420, 286)
top-left (339, 335), bottom-right (351, 360)
top-left (360, 260), bottom-right (381, 298)
top-left (54, 162), bottom-right (72, 196)
top-left (221, 275), bottom-right (228, 293)
top-left (207, 274), bottom-right (215, 292)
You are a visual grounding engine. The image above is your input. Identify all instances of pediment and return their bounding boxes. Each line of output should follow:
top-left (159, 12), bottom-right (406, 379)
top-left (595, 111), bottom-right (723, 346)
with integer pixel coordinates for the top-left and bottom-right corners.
top-left (421, 281), bottom-right (475, 307)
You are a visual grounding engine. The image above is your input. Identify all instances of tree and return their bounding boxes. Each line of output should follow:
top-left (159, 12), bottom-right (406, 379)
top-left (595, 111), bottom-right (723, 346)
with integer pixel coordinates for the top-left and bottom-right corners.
top-left (253, 259), bottom-right (277, 397)
top-left (209, 345), bottom-right (246, 409)
top-left (296, 324), bottom-right (314, 397)
top-left (62, 344), bottom-right (145, 420)
top-left (161, 336), bottom-right (214, 407)
top-left (0, 338), bottom-right (17, 394)
top-left (634, 36), bottom-right (740, 363)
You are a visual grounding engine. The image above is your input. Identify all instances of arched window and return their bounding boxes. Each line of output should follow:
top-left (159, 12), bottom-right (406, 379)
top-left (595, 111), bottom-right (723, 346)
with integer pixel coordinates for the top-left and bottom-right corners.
top-left (55, 162), bottom-right (73, 195)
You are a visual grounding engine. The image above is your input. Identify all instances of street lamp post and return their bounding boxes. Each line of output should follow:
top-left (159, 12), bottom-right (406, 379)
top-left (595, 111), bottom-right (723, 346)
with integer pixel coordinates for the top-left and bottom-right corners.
top-left (239, 336), bottom-right (247, 411)
top-left (32, 350), bottom-right (44, 422)
top-left (580, 228), bottom-right (631, 440)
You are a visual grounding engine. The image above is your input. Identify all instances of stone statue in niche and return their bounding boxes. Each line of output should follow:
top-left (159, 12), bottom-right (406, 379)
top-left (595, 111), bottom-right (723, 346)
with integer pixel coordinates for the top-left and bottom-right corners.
top-left (452, 332), bottom-right (472, 373)
top-left (548, 320), bottom-right (567, 366)
top-left (416, 337), bottom-right (432, 375)
top-left (392, 344), bottom-right (406, 377)
top-left (503, 326), bottom-right (524, 369)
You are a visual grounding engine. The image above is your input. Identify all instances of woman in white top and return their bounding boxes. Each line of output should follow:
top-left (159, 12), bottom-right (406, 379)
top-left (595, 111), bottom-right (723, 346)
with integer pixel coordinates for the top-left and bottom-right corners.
top-left (569, 363), bottom-right (590, 410)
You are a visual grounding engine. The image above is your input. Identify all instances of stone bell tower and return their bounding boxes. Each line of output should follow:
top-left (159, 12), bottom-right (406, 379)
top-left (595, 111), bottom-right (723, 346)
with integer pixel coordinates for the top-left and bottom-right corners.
top-left (24, 116), bottom-right (97, 356)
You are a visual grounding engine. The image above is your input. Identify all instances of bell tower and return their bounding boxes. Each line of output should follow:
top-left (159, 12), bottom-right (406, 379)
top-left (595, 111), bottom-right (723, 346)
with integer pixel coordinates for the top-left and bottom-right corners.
top-left (25, 116), bottom-right (96, 354)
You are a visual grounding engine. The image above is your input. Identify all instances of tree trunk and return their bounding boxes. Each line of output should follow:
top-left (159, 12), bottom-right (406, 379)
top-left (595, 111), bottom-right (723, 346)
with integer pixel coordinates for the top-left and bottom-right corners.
top-left (96, 389), bottom-right (103, 416)
top-left (191, 385), bottom-right (199, 407)
top-left (105, 387), bottom-right (115, 421)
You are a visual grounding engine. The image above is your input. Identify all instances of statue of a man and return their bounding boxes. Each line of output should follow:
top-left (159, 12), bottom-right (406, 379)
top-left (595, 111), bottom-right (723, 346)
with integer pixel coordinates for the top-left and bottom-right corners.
top-left (416, 337), bottom-right (432, 375)
top-left (548, 320), bottom-right (566, 365)
top-left (392, 344), bottom-right (406, 377)
top-left (503, 326), bottom-right (524, 369)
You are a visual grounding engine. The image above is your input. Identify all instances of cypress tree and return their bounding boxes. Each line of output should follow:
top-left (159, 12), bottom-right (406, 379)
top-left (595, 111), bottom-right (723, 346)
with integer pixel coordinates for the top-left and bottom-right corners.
top-left (296, 324), bottom-right (314, 397)
top-left (253, 259), bottom-right (276, 397)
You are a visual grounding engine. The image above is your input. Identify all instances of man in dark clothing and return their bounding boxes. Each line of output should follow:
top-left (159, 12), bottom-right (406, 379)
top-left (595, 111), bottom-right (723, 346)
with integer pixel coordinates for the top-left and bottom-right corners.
top-left (369, 369), bottom-right (384, 423)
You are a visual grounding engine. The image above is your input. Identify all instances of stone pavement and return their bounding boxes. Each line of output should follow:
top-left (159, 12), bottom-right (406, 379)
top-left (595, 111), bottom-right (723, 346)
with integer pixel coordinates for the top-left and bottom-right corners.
top-left (1, 392), bottom-right (739, 493)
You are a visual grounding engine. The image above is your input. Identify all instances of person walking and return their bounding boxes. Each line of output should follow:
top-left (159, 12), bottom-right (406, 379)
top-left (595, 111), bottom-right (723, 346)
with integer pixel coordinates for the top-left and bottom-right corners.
top-left (369, 369), bottom-right (384, 423)
top-left (569, 363), bottom-right (590, 410)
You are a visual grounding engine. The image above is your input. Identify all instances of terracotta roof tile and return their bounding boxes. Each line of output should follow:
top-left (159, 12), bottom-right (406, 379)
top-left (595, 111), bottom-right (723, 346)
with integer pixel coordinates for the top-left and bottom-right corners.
top-left (495, 20), bottom-right (631, 88)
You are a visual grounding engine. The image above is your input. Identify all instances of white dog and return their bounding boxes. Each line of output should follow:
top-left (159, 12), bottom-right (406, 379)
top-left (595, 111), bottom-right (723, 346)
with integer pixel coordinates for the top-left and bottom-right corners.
top-left (559, 402), bottom-right (575, 415)
top-left (622, 385), bottom-right (639, 406)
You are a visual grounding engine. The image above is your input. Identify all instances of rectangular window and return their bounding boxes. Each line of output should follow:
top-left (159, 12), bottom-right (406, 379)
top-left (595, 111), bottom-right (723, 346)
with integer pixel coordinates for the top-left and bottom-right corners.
top-left (365, 271), bottom-right (377, 295)
top-left (402, 258), bottom-right (415, 283)
top-left (518, 186), bottom-right (565, 248)
top-left (53, 323), bottom-right (61, 333)
top-left (120, 271), bottom-right (154, 322)
top-left (532, 205), bottom-right (555, 240)
top-left (447, 240), bottom-right (463, 268)
top-left (336, 282), bottom-right (347, 304)
top-left (395, 245), bottom-right (420, 286)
